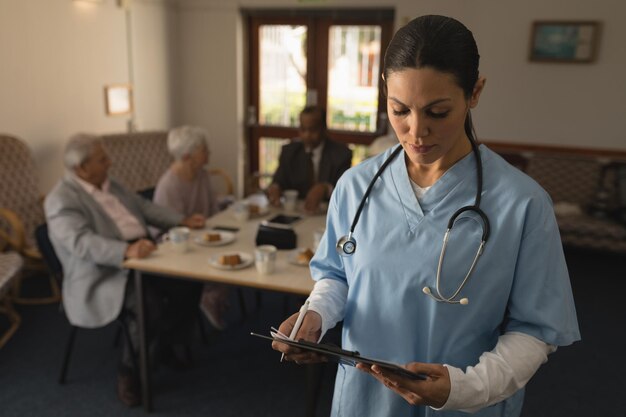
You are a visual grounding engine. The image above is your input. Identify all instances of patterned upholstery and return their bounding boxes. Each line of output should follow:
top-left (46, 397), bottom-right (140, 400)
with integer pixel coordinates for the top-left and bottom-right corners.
top-left (0, 252), bottom-right (22, 297)
top-left (0, 136), bottom-right (60, 305)
top-left (0, 251), bottom-right (23, 348)
top-left (0, 135), bottom-right (46, 251)
top-left (497, 149), bottom-right (626, 254)
top-left (101, 131), bottom-right (172, 192)
top-left (101, 132), bottom-right (234, 207)
top-left (527, 154), bottom-right (602, 206)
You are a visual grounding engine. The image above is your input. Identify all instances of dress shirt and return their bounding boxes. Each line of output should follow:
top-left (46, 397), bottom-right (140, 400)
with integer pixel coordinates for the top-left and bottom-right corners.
top-left (73, 175), bottom-right (146, 241)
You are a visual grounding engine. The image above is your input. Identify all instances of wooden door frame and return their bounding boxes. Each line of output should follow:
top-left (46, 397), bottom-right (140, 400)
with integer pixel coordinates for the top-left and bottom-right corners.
top-left (245, 9), bottom-right (394, 176)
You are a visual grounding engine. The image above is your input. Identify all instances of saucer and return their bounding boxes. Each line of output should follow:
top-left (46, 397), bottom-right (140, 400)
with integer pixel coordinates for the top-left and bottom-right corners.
top-left (208, 252), bottom-right (253, 270)
top-left (193, 231), bottom-right (236, 247)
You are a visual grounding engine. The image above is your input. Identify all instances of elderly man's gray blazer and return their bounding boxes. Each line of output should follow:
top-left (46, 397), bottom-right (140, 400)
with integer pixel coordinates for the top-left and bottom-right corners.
top-left (44, 175), bottom-right (183, 328)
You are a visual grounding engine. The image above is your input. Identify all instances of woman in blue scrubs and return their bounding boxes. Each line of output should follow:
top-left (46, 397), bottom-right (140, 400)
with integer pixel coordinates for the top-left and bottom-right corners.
top-left (272, 15), bottom-right (580, 417)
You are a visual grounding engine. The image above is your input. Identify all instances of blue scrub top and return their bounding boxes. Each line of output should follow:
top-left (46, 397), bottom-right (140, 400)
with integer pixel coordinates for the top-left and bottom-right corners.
top-left (310, 145), bottom-right (580, 417)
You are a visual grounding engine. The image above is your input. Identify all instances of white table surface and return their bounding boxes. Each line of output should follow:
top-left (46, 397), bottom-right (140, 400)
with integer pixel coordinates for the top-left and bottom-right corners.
top-left (123, 204), bottom-right (326, 296)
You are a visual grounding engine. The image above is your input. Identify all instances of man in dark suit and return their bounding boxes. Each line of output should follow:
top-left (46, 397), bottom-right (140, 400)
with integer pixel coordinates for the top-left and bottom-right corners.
top-left (267, 106), bottom-right (352, 212)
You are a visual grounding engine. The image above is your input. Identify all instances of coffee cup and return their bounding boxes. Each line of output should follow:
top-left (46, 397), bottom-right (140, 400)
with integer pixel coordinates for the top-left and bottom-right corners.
top-left (163, 226), bottom-right (190, 253)
top-left (233, 201), bottom-right (250, 222)
top-left (255, 244), bottom-right (277, 275)
top-left (282, 189), bottom-right (298, 212)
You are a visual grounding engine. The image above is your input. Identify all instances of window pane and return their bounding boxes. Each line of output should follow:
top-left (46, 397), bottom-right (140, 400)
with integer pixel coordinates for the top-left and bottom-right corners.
top-left (259, 25), bottom-right (307, 127)
top-left (349, 144), bottom-right (369, 167)
top-left (327, 25), bottom-right (382, 133)
top-left (259, 139), bottom-right (367, 186)
top-left (258, 137), bottom-right (290, 188)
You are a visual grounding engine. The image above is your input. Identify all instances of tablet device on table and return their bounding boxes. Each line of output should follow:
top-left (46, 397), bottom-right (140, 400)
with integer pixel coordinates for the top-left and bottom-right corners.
top-left (250, 332), bottom-right (426, 381)
top-left (212, 225), bottom-right (240, 232)
top-left (261, 214), bottom-right (302, 230)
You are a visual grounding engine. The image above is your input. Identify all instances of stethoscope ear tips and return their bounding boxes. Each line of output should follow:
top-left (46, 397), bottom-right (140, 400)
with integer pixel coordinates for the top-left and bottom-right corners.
top-left (336, 234), bottom-right (356, 256)
top-left (423, 286), bottom-right (469, 305)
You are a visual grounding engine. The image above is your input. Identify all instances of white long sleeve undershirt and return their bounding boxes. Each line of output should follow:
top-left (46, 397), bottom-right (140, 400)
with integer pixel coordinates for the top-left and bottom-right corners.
top-left (306, 278), bottom-right (556, 412)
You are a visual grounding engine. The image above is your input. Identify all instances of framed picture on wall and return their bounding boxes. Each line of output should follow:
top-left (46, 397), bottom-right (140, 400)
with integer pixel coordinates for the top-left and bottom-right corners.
top-left (104, 84), bottom-right (133, 116)
top-left (529, 21), bottom-right (601, 63)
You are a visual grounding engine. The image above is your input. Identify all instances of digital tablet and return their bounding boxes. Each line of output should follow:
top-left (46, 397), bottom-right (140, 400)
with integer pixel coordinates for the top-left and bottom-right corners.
top-left (212, 225), bottom-right (240, 232)
top-left (261, 214), bottom-right (302, 229)
top-left (250, 332), bottom-right (426, 381)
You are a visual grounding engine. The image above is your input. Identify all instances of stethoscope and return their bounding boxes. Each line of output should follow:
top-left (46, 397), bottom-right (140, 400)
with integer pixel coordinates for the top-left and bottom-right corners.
top-left (336, 141), bottom-right (490, 305)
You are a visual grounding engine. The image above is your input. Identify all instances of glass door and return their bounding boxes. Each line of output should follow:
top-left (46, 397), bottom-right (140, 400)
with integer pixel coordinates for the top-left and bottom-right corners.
top-left (246, 10), bottom-right (393, 191)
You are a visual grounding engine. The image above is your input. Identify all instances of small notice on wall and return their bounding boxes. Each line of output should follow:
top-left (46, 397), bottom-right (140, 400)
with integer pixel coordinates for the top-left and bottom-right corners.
top-left (104, 84), bottom-right (133, 116)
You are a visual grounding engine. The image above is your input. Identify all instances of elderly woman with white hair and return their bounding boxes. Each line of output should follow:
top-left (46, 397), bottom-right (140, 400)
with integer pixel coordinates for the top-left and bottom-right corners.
top-left (153, 125), bottom-right (231, 330)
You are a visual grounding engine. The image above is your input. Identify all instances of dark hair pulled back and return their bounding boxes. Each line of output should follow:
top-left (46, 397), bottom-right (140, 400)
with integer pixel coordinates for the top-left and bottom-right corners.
top-left (383, 15), bottom-right (480, 142)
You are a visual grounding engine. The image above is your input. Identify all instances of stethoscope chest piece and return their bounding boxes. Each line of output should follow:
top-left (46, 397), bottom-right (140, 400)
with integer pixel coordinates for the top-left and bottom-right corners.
top-left (336, 233), bottom-right (356, 256)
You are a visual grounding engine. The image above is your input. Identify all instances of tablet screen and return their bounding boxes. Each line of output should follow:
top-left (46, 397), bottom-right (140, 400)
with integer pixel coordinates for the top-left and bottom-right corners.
top-left (265, 214), bottom-right (302, 225)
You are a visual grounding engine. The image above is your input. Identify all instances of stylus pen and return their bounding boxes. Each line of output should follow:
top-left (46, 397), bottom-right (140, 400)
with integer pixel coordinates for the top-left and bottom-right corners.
top-left (281, 300), bottom-right (310, 362)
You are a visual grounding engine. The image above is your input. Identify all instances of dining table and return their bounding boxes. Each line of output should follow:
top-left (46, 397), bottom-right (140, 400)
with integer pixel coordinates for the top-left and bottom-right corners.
top-left (123, 202), bottom-right (326, 412)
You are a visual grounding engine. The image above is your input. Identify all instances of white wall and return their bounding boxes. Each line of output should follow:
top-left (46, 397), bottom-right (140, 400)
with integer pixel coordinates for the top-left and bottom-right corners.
top-left (175, 0), bottom-right (626, 198)
top-left (132, 0), bottom-right (179, 131)
top-left (1, 0), bottom-right (624, 193)
top-left (176, 2), bottom-right (242, 195)
top-left (0, 0), bottom-right (175, 192)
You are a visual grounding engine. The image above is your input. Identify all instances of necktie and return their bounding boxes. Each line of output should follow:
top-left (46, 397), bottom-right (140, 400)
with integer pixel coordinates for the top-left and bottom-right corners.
top-left (306, 151), bottom-right (315, 188)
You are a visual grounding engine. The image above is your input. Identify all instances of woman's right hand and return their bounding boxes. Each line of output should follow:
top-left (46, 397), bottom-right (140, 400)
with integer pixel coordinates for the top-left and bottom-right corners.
top-left (271, 310), bottom-right (327, 364)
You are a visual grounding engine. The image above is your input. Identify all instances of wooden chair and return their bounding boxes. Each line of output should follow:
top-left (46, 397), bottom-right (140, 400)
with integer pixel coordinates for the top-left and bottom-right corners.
top-left (209, 168), bottom-right (235, 210)
top-left (33, 223), bottom-right (137, 383)
top-left (209, 168), bottom-right (234, 195)
top-left (0, 135), bottom-right (60, 304)
top-left (0, 223), bottom-right (23, 348)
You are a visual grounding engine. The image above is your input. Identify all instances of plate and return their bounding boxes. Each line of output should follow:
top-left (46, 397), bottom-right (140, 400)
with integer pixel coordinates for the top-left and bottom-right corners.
top-left (208, 252), bottom-right (254, 270)
top-left (288, 248), bottom-right (314, 267)
top-left (193, 231), bottom-right (236, 247)
top-left (249, 204), bottom-right (270, 218)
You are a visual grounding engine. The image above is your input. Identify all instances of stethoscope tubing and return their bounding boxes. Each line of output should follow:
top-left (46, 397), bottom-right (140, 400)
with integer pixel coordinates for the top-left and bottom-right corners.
top-left (348, 144), bottom-right (404, 234)
top-left (337, 140), bottom-right (491, 305)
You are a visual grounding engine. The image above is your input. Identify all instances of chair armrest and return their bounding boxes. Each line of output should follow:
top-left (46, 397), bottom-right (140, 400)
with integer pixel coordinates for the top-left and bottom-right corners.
top-left (0, 208), bottom-right (26, 253)
top-left (208, 168), bottom-right (234, 195)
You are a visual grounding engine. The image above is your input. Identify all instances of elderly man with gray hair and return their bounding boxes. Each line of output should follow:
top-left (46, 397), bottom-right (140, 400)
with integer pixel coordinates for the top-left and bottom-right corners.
top-left (44, 133), bottom-right (205, 407)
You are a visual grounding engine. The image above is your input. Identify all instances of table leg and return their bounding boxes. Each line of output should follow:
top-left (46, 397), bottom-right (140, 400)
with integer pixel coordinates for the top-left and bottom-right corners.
top-left (305, 364), bottom-right (323, 417)
top-left (134, 270), bottom-right (152, 412)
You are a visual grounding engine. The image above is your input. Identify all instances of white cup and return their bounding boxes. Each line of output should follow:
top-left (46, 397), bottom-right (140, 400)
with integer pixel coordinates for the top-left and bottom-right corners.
top-left (232, 201), bottom-right (250, 222)
top-left (282, 189), bottom-right (299, 212)
top-left (312, 228), bottom-right (325, 252)
top-left (255, 244), bottom-right (277, 275)
top-left (163, 226), bottom-right (190, 253)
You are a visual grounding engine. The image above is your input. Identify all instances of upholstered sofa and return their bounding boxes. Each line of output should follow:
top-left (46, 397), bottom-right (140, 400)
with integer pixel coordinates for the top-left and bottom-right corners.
top-left (486, 141), bottom-right (626, 254)
top-left (101, 131), bottom-right (172, 195)
top-left (101, 131), bottom-right (234, 203)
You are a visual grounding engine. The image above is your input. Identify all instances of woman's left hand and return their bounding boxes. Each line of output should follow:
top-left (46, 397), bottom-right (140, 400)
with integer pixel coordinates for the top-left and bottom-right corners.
top-left (356, 361), bottom-right (451, 408)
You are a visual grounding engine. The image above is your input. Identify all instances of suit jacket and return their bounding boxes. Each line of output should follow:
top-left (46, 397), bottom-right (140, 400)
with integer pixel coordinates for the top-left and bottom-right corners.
top-left (272, 138), bottom-right (352, 198)
top-left (44, 174), bottom-right (183, 328)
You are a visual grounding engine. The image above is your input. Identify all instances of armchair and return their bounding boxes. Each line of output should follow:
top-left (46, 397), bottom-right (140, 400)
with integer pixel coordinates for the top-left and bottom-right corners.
top-left (209, 168), bottom-right (235, 210)
top-left (0, 223), bottom-right (23, 348)
top-left (0, 134), bottom-right (60, 304)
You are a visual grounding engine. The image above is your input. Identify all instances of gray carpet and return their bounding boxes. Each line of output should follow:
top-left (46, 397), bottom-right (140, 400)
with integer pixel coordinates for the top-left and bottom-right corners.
top-left (0, 248), bottom-right (624, 416)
